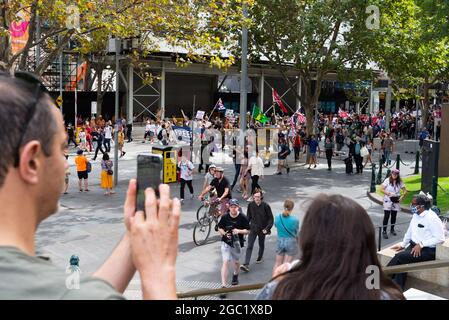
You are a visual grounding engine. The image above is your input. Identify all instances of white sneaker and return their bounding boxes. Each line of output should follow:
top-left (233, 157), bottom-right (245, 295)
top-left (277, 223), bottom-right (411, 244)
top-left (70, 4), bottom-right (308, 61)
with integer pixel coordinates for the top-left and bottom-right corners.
top-left (190, 194), bottom-right (195, 199)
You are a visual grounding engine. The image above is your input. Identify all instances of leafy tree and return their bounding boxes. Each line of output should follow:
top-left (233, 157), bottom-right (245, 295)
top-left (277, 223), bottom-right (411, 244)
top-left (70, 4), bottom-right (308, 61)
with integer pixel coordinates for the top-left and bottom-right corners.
top-left (366, 0), bottom-right (449, 128)
top-left (0, 0), bottom-right (244, 73)
top-left (249, 0), bottom-right (372, 135)
top-left (1, 0), bottom-right (246, 115)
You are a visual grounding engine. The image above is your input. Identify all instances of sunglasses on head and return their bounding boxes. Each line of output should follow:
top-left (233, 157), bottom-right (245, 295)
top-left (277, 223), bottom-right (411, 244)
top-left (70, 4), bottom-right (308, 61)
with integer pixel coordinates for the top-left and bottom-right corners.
top-left (0, 71), bottom-right (51, 166)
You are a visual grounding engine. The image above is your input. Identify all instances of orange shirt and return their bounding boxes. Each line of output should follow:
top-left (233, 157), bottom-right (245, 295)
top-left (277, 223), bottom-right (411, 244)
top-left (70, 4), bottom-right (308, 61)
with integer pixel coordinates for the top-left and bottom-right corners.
top-left (75, 155), bottom-right (88, 172)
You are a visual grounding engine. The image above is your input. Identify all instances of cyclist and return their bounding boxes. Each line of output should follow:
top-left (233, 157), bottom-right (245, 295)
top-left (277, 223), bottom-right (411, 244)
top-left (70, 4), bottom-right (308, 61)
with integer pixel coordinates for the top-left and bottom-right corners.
top-left (202, 164), bottom-right (216, 192)
top-left (198, 167), bottom-right (232, 229)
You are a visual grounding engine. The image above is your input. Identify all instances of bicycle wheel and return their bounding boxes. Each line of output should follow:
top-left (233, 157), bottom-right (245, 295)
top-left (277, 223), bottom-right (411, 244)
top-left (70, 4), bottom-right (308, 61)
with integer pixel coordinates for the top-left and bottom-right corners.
top-left (193, 218), bottom-right (211, 246)
top-left (196, 205), bottom-right (209, 223)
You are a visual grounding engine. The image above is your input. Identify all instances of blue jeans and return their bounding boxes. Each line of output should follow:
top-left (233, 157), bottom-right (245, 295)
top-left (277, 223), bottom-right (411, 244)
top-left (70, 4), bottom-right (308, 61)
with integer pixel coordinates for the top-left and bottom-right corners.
top-left (384, 150), bottom-right (392, 165)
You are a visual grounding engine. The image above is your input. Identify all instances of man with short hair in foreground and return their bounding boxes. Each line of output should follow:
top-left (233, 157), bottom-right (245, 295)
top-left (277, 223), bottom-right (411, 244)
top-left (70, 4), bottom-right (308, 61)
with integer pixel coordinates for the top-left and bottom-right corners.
top-left (0, 72), bottom-right (180, 299)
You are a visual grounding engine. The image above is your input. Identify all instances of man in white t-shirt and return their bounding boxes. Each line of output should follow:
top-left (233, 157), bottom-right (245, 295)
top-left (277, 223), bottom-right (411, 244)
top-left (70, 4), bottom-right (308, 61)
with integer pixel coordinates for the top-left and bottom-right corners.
top-left (178, 156), bottom-right (194, 202)
top-left (103, 122), bottom-right (113, 152)
top-left (246, 151), bottom-right (264, 201)
top-left (149, 121), bottom-right (157, 143)
top-left (143, 120), bottom-right (152, 143)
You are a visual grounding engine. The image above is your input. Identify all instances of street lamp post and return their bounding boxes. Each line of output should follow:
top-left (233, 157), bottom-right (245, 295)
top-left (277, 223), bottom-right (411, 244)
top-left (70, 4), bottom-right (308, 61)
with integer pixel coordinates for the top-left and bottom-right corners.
top-left (114, 38), bottom-right (120, 186)
top-left (239, 2), bottom-right (248, 132)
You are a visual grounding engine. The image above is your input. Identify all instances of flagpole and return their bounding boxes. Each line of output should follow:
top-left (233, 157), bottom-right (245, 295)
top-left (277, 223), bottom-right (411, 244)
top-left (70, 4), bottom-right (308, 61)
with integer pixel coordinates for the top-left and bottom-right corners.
top-left (190, 95), bottom-right (195, 162)
top-left (208, 99), bottom-right (219, 119)
top-left (263, 104), bottom-right (275, 116)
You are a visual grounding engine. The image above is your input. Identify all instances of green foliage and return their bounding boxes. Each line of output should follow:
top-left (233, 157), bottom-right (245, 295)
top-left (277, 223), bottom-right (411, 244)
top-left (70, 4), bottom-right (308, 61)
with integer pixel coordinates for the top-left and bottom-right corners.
top-left (249, 0), bottom-right (373, 133)
top-left (0, 0), bottom-right (248, 74)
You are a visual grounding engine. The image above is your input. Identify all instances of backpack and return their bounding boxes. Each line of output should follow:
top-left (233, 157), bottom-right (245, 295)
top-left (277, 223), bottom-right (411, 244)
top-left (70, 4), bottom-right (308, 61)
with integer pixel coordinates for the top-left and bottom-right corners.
top-left (86, 160), bottom-right (92, 173)
top-left (157, 129), bottom-right (164, 140)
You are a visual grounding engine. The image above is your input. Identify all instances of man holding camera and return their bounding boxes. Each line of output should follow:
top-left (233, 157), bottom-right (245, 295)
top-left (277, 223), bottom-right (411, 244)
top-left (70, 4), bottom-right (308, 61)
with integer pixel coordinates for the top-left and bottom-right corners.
top-left (388, 194), bottom-right (445, 289)
top-left (217, 199), bottom-right (250, 297)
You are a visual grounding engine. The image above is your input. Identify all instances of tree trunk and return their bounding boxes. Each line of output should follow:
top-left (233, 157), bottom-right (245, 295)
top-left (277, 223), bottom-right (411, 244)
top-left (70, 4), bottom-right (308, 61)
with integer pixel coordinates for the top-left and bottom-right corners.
top-left (304, 103), bottom-right (315, 136)
top-left (0, 3), bottom-right (11, 70)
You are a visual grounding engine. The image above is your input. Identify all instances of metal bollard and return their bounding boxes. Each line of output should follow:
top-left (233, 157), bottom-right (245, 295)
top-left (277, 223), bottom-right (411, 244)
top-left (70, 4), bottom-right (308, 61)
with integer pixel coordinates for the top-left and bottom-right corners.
top-left (396, 154), bottom-right (400, 170)
top-left (376, 158), bottom-right (384, 184)
top-left (432, 176), bottom-right (438, 206)
top-left (370, 163), bottom-right (377, 193)
top-left (414, 151), bottom-right (420, 174)
top-left (385, 168), bottom-right (391, 180)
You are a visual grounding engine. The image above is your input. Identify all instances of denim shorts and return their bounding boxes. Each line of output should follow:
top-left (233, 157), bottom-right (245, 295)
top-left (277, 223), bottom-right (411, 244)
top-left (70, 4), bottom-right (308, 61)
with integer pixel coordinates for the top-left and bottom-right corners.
top-left (276, 237), bottom-right (298, 256)
top-left (221, 241), bottom-right (241, 261)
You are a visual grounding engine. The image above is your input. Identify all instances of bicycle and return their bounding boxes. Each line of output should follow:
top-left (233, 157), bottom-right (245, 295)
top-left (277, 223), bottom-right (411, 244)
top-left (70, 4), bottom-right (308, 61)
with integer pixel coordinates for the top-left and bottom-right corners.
top-left (193, 197), bottom-right (222, 246)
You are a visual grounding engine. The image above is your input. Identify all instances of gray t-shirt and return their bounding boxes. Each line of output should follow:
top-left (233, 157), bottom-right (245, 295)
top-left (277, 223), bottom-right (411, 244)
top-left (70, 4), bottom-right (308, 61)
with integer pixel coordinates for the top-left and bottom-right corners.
top-left (0, 246), bottom-right (124, 300)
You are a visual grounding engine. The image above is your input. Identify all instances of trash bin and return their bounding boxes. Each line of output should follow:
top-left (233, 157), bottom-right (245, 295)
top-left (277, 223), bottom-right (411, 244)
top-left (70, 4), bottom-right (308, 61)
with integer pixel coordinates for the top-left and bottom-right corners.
top-left (151, 145), bottom-right (177, 183)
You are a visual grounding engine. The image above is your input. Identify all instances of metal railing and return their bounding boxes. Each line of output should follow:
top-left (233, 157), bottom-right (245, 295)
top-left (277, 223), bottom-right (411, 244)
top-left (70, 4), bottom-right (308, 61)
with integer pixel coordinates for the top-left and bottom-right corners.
top-left (177, 259), bottom-right (449, 299)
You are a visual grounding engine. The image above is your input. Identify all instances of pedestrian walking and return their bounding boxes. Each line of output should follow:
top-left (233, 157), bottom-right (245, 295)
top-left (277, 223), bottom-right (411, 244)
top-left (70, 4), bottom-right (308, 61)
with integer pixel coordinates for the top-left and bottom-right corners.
top-left (79, 128), bottom-right (87, 152)
top-left (272, 199), bottom-right (299, 275)
top-left (324, 137), bottom-right (334, 170)
top-left (118, 126), bottom-right (126, 158)
top-left (178, 156), bottom-right (194, 203)
top-left (240, 190), bottom-right (273, 272)
top-left (126, 120), bottom-right (133, 142)
top-left (292, 130), bottom-right (301, 162)
top-left (103, 122), bottom-right (113, 152)
top-left (63, 151), bottom-right (70, 194)
top-left (276, 137), bottom-right (290, 175)
top-left (354, 137), bottom-right (363, 174)
top-left (246, 151), bottom-right (264, 200)
top-left (307, 135), bottom-right (319, 169)
top-left (239, 150), bottom-right (250, 199)
top-left (383, 132), bottom-right (394, 166)
top-left (217, 199), bottom-right (250, 298)
top-left (67, 124), bottom-right (78, 148)
top-left (143, 120), bottom-right (151, 143)
top-left (92, 128), bottom-right (105, 161)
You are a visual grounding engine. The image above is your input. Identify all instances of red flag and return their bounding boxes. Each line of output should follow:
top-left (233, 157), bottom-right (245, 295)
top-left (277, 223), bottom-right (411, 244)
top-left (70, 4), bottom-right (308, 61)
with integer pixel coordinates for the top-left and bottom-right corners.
top-left (272, 88), bottom-right (288, 113)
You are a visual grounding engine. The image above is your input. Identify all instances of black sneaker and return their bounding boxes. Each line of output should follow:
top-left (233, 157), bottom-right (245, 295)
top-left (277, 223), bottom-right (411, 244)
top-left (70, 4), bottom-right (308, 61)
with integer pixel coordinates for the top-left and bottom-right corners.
top-left (240, 264), bottom-right (249, 272)
top-left (391, 230), bottom-right (397, 236)
top-left (276, 172), bottom-right (282, 175)
top-left (256, 257), bottom-right (263, 264)
top-left (286, 167), bottom-right (290, 174)
top-left (382, 231), bottom-right (388, 239)
top-left (231, 274), bottom-right (239, 285)
top-left (214, 224), bottom-right (219, 232)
